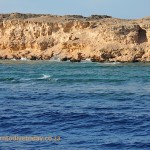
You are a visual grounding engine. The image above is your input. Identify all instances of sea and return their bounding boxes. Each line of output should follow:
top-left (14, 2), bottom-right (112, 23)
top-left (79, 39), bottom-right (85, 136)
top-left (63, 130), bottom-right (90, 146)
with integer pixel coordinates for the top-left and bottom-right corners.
top-left (0, 60), bottom-right (150, 150)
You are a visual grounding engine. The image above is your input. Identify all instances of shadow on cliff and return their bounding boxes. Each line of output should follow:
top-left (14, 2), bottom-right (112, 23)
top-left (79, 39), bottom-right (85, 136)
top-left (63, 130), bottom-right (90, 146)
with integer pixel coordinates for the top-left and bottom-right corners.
top-left (138, 27), bottom-right (147, 43)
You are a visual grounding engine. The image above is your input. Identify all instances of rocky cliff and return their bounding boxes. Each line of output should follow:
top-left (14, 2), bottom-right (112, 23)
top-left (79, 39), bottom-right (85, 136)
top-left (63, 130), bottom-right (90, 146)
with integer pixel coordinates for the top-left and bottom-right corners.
top-left (0, 13), bottom-right (150, 62)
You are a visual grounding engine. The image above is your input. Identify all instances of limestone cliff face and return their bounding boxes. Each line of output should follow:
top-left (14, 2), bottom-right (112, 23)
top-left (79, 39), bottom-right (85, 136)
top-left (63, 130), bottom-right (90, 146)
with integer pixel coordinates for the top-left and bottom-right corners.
top-left (0, 13), bottom-right (150, 62)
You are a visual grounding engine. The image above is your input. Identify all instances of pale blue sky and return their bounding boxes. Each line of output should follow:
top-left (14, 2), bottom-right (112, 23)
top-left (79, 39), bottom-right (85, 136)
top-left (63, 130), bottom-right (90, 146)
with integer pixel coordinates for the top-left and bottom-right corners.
top-left (0, 0), bottom-right (149, 19)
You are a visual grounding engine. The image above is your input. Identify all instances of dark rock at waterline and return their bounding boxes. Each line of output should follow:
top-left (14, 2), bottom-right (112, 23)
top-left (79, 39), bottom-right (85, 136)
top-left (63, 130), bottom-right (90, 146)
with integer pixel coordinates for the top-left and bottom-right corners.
top-left (30, 56), bottom-right (37, 60)
top-left (70, 59), bottom-right (81, 62)
top-left (91, 56), bottom-right (101, 62)
top-left (61, 57), bottom-right (68, 61)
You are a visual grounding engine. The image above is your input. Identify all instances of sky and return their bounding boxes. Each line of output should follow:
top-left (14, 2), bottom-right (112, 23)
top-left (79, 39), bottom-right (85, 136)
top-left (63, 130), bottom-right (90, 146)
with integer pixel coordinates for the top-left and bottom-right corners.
top-left (0, 0), bottom-right (150, 19)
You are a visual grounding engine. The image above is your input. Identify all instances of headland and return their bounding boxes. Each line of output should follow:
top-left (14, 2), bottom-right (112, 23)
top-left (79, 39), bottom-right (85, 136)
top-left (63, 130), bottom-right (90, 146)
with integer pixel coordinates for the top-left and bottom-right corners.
top-left (0, 13), bottom-right (150, 62)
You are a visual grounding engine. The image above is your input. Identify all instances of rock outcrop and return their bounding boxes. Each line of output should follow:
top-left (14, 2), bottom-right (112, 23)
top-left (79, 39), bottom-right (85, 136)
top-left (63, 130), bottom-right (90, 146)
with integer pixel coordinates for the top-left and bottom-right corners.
top-left (0, 13), bottom-right (150, 62)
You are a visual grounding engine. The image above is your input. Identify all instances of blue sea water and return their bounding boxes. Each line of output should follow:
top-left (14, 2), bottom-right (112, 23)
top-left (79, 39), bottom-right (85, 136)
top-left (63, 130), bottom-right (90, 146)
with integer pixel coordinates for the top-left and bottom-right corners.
top-left (0, 60), bottom-right (150, 150)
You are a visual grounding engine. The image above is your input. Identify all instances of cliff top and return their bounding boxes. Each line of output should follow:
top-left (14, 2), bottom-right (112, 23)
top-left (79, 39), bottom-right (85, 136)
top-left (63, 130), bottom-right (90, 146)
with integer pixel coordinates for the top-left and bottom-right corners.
top-left (0, 12), bottom-right (112, 22)
top-left (1, 13), bottom-right (150, 27)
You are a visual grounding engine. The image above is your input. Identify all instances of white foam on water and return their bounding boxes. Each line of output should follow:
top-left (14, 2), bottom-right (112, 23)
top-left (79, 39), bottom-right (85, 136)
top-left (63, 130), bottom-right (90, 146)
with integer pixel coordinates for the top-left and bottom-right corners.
top-left (39, 74), bottom-right (58, 82)
top-left (85, 58), bottom-right (91, 61)
top-left (103, 62), bottom-right (121, 65)
top-left (40, 74), bottom-right (51, 79)
top-left (20, 57), bottom-right (28, 61)
top-left (11, 58), bottom-right (16, 61)
top-left (20, 74), bottom-right (58, 82)
top-left (82, 58), bottom-right (92, 63)
top-left (49, 56), bottom-right (61, 62)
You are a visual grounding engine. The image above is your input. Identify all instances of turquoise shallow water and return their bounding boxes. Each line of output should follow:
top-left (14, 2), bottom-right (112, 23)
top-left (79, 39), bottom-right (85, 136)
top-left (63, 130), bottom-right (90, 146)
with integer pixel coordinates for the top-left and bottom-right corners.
top-left (0, 60), bottom-right (150, 150)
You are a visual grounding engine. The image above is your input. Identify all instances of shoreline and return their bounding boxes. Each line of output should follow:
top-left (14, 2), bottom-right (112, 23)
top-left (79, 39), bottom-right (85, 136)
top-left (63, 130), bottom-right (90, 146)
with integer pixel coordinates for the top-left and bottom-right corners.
top-left (0, 57), bottom-right (150, 63)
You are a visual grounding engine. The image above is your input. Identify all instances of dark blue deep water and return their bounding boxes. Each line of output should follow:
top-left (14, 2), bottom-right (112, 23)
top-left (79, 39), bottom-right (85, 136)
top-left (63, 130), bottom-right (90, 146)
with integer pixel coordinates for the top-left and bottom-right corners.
top-left (0, 60), bottom-right (150, 150)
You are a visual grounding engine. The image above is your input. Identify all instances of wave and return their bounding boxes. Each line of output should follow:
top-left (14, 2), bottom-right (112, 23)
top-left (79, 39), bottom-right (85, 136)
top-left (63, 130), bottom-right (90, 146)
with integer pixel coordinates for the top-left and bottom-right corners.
top-left (36, 74), bottom-right (58, 82)
top-left (11, 58), bottom-right (29, 61)
top-left (0, 74), bottom-right (58, 83)
top-left (0, 77), bottom-right (15, 81)
top-left (103, 62), bottom-right (121, 65)
top-left (11, 58), bottom-right (16, 61)
top-left (81, 58), bottom-right (92, 63)
top-left (39, 74), bottom-right (51, 79)
top-left (20, 76), bottom-right (125, 83)
top-left (21, 74), bottom-right (54, 81)
top-left (56, 78), bottom-right (126, 83)
top-left (20, 57), bottom-right (28, 61)
top-left (49, 57), bottom-right (61, 62)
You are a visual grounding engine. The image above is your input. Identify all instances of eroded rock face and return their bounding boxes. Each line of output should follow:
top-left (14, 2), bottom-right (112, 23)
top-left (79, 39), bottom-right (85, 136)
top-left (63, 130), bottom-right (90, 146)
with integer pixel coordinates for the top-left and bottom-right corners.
top-left (0, 13), bottom-right (150, 62)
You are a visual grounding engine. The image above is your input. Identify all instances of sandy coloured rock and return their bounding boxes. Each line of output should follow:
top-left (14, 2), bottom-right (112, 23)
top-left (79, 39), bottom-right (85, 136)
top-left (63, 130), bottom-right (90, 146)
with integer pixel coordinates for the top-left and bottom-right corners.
top-left (0, 13), bottom-right (150, 62)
